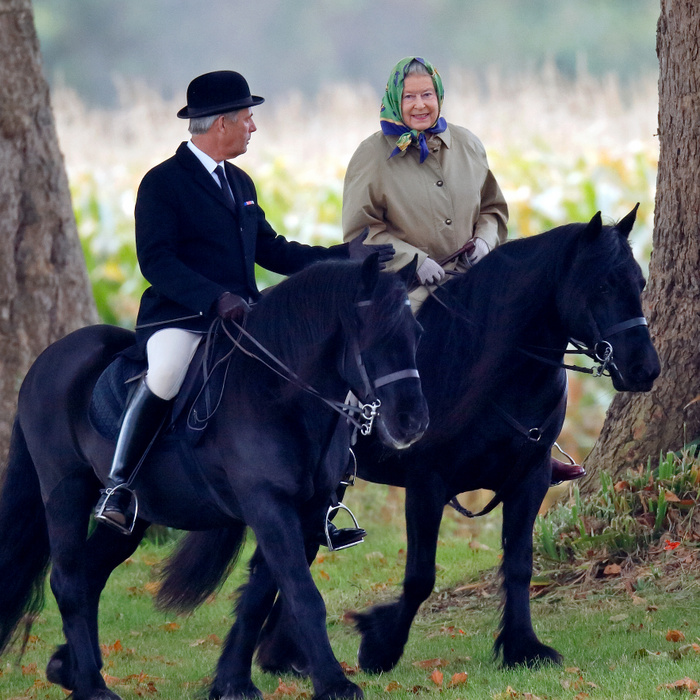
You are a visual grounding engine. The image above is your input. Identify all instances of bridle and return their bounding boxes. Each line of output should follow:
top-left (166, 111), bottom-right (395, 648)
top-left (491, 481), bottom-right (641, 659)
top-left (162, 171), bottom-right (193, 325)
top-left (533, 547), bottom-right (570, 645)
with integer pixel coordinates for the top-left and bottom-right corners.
top-left (216, 299), bottom-right (420, 436)
top-left (519, 316), bottom-right (649, 377)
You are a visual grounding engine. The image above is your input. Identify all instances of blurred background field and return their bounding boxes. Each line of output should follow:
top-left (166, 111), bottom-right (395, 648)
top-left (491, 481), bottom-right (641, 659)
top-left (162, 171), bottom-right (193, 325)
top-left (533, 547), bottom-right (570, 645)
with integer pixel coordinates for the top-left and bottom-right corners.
top-left (54, 65), bottom-right (659, 474)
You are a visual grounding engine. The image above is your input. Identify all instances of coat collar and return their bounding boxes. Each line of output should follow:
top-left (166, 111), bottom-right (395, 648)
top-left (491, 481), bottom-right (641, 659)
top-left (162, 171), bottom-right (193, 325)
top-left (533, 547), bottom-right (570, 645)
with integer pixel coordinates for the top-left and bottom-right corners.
top-left (175, 142), bottom-right (238, 214)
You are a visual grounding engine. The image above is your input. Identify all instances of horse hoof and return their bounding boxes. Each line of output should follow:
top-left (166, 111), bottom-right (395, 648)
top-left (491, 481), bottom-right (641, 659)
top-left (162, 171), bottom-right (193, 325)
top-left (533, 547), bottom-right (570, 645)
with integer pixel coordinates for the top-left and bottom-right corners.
top-left (210, 680), bottom-right (263, 700)
top-left (354, 605), bottom-right (405, 673)
top-left (313, 678), bottom-right (363, 700)
top-left (496, 633), bottom-right (563, 668)
top-left (46, 646), bottom-right (74, 689)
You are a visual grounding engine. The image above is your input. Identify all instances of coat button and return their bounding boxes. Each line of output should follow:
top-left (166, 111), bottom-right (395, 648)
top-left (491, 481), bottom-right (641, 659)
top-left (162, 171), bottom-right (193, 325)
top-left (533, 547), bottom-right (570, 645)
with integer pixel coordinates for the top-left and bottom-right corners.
top-left (445, 219), bottom-right (452, 225)
top-left (436, 180), bottom-right (444, 187)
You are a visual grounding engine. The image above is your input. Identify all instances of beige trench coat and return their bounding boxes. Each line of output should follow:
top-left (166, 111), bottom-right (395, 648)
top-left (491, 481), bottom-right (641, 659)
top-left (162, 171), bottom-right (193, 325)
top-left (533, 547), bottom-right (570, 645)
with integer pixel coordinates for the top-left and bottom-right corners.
top-left (342, 124), bottom-right (508, 308)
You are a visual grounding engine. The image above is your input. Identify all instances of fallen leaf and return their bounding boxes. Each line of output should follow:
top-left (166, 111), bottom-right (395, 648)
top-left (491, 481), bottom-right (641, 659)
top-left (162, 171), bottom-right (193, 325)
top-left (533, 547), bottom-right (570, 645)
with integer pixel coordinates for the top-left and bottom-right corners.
top-left (634, 647), bottom-right (668, 659)
top-left (603, 563), bottom-right (622, 576)
top-left (664, 540), bottom-right (681, 551)
top-left (160, 622), bottom-right (180, 632)
top-left (144, 581), bottom-right (161, 595)
top-left (21, 663), bottom-right (38, 675)
top-left (189, 634), bottom-right (221, 648)
top-left (664, 491), bottom-right (681, 503)
top-left (271, 678), bottom-right (301, 696)
top-left (430, 669), bottom-right (443, 686)
top-left (318, 570), bottom-right (330, 581)
top-left (339, 661), bottom-right (358, 674)
top-left (384, 680), bottom-right (402, 692)
top-left (614, 480), bottom-right (630, 492)
top-left (657, 676), bottom-right (700, 692)
top-left (667, 629), bottom-right (686, 642)
top-left (448, 671), bottom-right (468, 687)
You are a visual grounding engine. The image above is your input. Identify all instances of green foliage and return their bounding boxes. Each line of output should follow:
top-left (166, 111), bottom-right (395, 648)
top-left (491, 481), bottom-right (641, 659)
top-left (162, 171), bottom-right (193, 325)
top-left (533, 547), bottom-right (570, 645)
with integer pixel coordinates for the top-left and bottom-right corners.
top-left (534, 446), bottom-right (700, 564)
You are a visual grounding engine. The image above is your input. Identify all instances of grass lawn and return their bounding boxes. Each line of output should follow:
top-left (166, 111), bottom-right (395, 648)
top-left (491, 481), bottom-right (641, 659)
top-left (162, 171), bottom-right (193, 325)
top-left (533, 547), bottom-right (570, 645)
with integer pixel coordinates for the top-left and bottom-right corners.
top-left (3, 487), bottom-right (700, 700)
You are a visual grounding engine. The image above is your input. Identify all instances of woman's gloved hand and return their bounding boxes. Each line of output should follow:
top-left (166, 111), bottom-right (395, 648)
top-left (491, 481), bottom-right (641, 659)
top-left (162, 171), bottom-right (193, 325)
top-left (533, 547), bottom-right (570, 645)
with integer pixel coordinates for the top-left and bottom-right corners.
top-left (416, 257), bottom-right (446, 285)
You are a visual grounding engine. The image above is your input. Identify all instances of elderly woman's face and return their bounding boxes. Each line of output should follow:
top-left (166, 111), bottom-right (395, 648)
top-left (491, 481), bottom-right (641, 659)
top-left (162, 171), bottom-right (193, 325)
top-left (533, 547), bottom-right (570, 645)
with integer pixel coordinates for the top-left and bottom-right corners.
top-left (401, 74), bottom-right (439, 132)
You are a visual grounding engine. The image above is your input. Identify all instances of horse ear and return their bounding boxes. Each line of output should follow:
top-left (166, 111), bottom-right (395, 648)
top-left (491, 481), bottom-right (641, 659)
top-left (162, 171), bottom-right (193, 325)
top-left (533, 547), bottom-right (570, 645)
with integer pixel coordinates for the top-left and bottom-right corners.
top-left (396, 254), bottom-right (419, 287)
top-left (616, 203), bottom-right (639, 239)
top-left (582, 211), bottom-right (603, 243)
top-left (360, 252), bottom-right (380, 297)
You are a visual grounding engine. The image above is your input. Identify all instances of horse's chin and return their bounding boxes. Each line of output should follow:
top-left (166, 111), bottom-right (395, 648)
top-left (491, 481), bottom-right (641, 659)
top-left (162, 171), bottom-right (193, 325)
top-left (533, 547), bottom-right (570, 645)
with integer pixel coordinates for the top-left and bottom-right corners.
top-left (376, 422), bottom-right (426, 450)
top-left (610, 372), bottom-right (657, 393)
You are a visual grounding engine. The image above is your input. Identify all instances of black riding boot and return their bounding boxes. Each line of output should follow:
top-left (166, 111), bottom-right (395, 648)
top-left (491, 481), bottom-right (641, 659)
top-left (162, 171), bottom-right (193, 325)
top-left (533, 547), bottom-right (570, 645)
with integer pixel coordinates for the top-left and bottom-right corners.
top-left (317, 484), bottom-right (366, 551)
top-left (94, 378), bottom-right (170, 534)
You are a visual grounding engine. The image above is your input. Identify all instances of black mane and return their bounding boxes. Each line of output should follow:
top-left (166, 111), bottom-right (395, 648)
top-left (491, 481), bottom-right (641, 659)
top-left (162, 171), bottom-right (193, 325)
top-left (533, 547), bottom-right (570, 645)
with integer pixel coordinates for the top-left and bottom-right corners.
top-left (417, 220), bottom-right (638, 430)
top-left (233, 259), bottom-right (410, 395)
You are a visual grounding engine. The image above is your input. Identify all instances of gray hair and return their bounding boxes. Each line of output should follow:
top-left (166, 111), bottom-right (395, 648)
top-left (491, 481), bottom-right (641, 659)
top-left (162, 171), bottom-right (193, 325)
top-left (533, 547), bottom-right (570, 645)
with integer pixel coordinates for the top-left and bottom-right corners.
top-left (188, 109), bottom-right (240, 135)
top-left (405, 59), bottom-right (432, 77)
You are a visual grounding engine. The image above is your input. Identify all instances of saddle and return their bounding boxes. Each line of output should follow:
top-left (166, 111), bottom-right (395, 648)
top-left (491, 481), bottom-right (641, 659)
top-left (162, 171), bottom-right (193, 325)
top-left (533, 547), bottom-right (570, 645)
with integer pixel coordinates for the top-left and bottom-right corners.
top-left (89, 335), bottom-right (232, 442)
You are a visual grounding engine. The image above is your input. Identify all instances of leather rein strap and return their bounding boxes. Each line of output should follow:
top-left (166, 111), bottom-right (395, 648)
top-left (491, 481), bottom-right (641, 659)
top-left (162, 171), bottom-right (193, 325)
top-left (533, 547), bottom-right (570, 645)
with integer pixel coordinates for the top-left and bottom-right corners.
top-left (219, 305), bottom-right (419, 436)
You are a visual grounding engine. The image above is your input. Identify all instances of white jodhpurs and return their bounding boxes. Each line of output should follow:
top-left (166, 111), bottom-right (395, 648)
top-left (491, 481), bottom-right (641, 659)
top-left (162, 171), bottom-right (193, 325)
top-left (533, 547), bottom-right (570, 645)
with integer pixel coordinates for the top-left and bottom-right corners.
top-left (145, 328), bottom-right (203, 400)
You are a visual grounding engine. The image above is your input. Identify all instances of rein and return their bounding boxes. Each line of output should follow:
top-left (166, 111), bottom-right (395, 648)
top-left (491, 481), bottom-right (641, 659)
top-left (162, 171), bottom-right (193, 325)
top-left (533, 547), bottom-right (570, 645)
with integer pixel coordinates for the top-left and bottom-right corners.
top-left (205, 302), bottom-right (418, 436)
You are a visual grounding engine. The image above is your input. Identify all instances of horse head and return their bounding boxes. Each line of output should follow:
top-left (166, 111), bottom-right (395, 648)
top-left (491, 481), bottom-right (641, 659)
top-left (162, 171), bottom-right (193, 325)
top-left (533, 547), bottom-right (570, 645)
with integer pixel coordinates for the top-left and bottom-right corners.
top-left (341, 254), bottom-right (429, 449)
top-left (559, 206), bottom-right (660, 392)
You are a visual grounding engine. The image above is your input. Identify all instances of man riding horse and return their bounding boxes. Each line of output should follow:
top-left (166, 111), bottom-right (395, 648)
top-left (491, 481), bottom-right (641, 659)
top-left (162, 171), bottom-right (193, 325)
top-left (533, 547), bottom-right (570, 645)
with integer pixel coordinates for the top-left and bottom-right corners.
top-left (94, 70), bottom-right (393, 549)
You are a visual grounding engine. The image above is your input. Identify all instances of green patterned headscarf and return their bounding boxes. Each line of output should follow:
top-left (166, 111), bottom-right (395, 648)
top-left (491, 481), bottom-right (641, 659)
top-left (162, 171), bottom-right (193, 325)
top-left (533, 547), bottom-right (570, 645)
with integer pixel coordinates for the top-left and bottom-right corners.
top-left (380, 56), bottom-right (446, 163)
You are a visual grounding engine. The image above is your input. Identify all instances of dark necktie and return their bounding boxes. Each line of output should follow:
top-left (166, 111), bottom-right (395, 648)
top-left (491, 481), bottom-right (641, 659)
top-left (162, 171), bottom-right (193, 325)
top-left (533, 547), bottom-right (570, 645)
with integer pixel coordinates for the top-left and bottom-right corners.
top-left (214, 165), bottom-right (235, 208)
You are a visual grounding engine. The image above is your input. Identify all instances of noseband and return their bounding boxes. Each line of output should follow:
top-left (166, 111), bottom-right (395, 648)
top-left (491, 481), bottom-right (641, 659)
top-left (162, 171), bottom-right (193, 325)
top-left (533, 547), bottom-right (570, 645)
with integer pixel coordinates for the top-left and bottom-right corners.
top-left (348, 298), bottom-right (420, 435)
top-left (566, 315), bottom-right (648, 377)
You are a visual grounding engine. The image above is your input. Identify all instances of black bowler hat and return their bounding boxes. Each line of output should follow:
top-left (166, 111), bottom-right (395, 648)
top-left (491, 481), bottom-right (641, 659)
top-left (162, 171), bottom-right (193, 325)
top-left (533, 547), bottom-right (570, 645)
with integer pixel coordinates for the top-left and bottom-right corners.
top-left (176, 70), bottom-right (264, 119)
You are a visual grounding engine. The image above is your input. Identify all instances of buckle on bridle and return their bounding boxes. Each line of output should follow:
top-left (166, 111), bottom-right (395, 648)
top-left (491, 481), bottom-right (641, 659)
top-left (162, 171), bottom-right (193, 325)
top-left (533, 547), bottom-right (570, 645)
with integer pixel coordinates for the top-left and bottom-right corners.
top-left (592, 341), bottom-right (614, 377)
top-left (527, 428), bottom-right (542, 443)
top-left (359, 398), bottom-right (381, 436)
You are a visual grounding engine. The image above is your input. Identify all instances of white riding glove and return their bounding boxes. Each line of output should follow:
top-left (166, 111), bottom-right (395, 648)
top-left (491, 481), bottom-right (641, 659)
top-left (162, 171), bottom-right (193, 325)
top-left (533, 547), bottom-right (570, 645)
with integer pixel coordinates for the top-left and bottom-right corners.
top-left (416, 257), bottom-right (446, 285)
top-left (463, 237), bottom-right (491, 267)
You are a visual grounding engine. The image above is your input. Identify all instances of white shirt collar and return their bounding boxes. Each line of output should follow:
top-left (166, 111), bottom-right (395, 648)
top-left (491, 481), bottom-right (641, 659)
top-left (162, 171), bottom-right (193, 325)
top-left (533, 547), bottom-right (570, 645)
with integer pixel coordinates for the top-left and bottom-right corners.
top-left (187, 140), bottom-right (225, 176)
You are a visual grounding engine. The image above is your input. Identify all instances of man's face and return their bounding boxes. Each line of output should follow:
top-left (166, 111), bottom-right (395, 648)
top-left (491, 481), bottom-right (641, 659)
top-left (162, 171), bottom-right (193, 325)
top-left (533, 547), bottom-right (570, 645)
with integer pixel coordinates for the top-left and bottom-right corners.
top-left (222, 108), bottom-right (256, 158)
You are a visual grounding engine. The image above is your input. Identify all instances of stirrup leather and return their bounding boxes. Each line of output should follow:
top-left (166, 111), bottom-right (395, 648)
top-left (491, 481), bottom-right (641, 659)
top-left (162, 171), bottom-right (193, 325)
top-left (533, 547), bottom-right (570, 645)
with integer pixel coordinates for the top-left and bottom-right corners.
top-left (339, 448), bottom-right (357, 487)
top-left (324, 502), bottom-right (364, 551)
top-left (94, 484), bottom-right (139, 536)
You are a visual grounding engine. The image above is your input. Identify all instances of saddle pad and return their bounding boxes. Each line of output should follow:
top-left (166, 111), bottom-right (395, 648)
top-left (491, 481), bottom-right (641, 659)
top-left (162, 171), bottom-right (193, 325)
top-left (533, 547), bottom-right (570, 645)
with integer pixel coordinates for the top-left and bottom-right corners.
top-left (89, 338), bottom-right (232, 442)
top-left (89, 354), bottom-right (146, 440)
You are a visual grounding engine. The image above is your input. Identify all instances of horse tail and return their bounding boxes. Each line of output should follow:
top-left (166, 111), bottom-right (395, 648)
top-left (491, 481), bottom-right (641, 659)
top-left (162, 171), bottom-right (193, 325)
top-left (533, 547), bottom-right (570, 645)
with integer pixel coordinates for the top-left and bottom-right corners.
top-left (155, 524), bottom-right (247, 613)
top-left (0, 418), bottom-right (50, 655)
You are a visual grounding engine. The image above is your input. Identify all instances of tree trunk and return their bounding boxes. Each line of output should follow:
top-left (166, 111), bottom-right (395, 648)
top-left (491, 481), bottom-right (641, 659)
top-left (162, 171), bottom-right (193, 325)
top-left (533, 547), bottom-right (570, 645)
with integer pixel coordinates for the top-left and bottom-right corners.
top-left (582, 0), bottom-right (700, 489)
top-left (0, 0), bottom-right (97, 471)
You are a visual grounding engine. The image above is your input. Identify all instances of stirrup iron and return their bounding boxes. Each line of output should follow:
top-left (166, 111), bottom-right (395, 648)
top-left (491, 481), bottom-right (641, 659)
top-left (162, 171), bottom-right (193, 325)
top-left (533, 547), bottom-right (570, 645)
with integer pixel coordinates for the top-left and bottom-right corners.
top-left (94, 484), bottom-right (139, 536)
top-left (324, 502), bottom-right (363, 551)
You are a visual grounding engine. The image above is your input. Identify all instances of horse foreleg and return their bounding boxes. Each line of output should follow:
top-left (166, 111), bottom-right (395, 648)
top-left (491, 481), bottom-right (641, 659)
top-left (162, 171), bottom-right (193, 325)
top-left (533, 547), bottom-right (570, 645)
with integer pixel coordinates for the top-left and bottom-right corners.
top-left (356, 476), bottom-right (445, 673)
top-left (210, 546), bottom-right (279, 700)
top-left (255, 539), bottom-right (320, 676)
top-left (496, 464), bottom-right (562, 667)
top-left (238, 501), bottom-right (362, 700)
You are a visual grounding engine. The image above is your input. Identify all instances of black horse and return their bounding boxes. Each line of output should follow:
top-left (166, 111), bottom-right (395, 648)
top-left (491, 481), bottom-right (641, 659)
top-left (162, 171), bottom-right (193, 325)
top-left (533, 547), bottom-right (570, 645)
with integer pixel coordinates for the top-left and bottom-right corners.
top-left (165, 209), bottom-right (659, 677)
top-left (0, 256), bottom-right (429, 700)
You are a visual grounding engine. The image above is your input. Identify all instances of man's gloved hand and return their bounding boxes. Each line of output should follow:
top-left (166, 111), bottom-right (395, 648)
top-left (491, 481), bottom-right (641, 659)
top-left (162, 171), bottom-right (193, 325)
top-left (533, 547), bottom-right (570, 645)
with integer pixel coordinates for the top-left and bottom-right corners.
top-left (416, 257), bottom-right (446, 285)
top-left (347, 229), bottom-right (395, 269)
top-left (462, 237), bottom-right (491, 267)
top-left (216, 292), bottom-right (251, 324)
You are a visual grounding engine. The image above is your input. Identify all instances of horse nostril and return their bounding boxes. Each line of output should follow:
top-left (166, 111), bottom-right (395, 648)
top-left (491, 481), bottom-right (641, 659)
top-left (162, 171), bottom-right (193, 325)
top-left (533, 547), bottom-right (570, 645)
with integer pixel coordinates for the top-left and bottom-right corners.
top-left (398, 411), bottom-right (428, 436)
